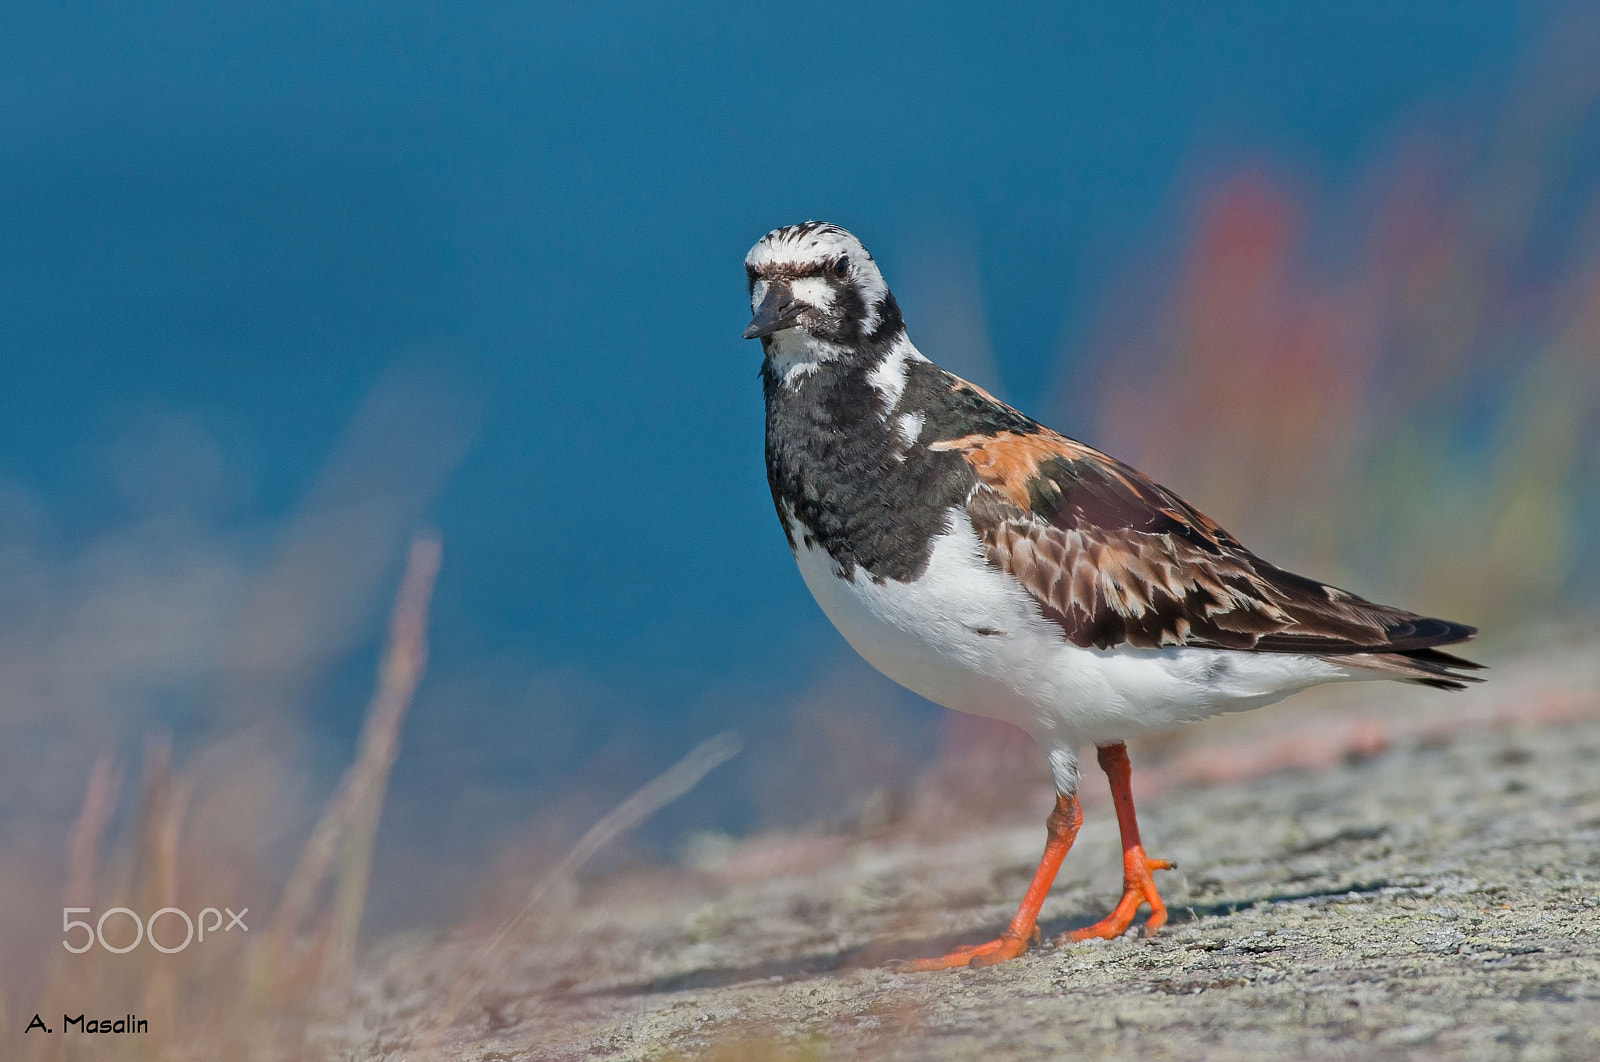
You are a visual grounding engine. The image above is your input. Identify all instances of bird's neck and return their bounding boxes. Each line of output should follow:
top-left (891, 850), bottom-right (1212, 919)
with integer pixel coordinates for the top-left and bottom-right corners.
top-left (760, 328), bottom-right (925, 418)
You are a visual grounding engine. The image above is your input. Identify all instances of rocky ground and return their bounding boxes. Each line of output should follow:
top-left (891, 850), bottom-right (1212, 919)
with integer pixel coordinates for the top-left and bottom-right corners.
top-left (338, 645), bottom-right (1600, 1061)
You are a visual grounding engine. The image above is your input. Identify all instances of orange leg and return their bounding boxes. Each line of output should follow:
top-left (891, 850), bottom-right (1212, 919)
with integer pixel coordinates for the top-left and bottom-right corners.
top-left (900, 791), bottom-right (1083, 970)
top-left (1066, 742), bottom-right (1173, 941)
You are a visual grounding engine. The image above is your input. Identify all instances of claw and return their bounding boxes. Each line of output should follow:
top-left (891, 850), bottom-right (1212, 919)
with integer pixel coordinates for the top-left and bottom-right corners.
top-left (895, 932), bottom-right (1031, 971)
top-left (1063, 843), bottom-right (1173, 940)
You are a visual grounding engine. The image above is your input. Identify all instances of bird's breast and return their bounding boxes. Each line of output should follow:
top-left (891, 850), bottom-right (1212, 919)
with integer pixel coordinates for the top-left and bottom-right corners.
top-left (763, 378), bottom-right (972, 584)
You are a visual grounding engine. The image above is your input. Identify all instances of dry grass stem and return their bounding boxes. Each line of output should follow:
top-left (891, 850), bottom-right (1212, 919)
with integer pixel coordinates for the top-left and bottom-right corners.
top-left (64, 755), bottom-right (121, 908)
top-left (41, 755), bottom-right (124, 1061)
top-left (269, 532), bottom-right (443, 991)
top-left (412, 729), bottom-right (742, 1057)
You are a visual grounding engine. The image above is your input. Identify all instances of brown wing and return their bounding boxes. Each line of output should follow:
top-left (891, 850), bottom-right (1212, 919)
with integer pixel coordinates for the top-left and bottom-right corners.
top-left (933, 430), bottom-right (1479, 661)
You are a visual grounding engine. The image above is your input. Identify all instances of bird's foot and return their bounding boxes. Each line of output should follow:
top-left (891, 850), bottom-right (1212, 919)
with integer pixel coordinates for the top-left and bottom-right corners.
top-left (1063, 844), bottom-right (1173, 941)
top-left (892, 926), bottom-right (1038, 971)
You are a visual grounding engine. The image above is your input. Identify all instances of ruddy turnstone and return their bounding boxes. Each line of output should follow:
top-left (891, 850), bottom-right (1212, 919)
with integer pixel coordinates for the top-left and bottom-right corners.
top-left (744, 221), bottom-right (1483, 970)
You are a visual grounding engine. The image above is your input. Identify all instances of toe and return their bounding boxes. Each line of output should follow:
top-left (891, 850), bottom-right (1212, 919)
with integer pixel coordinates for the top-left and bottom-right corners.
top-left (894, 933), bottom-right (1029, 971)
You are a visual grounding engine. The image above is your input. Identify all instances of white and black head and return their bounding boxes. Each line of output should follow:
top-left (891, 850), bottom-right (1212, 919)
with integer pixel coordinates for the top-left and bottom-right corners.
top-left (743, 222), bottom-right (904, 355)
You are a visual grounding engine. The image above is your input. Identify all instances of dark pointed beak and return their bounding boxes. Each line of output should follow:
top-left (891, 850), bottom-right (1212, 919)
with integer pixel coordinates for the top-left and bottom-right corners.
top-left (743, 280), bottom-right (803, 339)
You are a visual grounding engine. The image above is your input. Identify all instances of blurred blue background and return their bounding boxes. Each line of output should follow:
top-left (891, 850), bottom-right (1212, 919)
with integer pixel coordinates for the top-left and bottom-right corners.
top-left (7, 2), bottom-right (1597, 926)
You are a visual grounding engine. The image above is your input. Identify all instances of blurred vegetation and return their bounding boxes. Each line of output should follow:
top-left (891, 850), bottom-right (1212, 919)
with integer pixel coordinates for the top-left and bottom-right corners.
top-left (1078, 15), bottom-right (1600, 635)
top-left (14, 536), bottom-right (438, 1061)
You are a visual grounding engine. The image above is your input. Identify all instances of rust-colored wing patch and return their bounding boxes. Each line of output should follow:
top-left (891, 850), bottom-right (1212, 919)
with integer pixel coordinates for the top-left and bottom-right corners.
top-left (929, 428), bottom-right (1228, 550)
top-left (930, 430), bottom-right (1106, 510)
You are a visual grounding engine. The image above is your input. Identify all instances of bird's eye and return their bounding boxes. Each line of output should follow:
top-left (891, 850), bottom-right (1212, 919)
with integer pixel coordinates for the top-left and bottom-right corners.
top-left (831, 257), bottom-right (850, 277)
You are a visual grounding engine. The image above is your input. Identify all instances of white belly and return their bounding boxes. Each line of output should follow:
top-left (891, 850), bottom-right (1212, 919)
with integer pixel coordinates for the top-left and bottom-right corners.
top-left (789, 508), bottom-right (1353, 750)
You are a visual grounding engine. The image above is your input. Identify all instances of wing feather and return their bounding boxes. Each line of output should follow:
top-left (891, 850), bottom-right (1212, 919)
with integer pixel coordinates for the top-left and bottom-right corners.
top-left (935, 428), bottom-right (1480, 668)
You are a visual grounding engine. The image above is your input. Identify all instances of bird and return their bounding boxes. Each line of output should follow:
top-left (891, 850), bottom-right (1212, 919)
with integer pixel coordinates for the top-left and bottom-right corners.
top-left (742, 220), bottom-right (1483, 970)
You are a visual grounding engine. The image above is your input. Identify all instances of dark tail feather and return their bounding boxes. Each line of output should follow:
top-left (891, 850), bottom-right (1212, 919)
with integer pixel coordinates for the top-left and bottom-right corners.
top-left (1400, 645), bottom-right (1487, 672)
top-left (1324, 625), bottom-right (1486, 691)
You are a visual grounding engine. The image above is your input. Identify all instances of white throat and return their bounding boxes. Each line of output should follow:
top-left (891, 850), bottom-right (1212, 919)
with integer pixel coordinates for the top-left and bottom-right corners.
top-left (765, 328), bottom-right (846, 386)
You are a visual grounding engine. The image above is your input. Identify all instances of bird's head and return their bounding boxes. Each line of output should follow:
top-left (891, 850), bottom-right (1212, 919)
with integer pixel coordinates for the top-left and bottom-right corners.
top-left (743, 222), bottom-right (903, 352)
